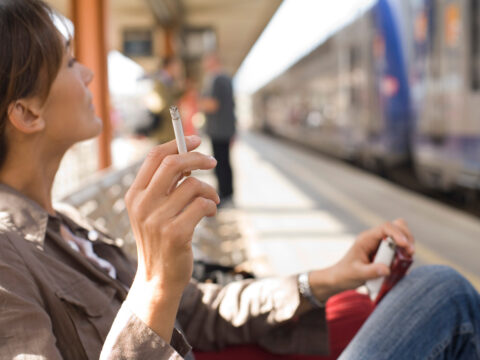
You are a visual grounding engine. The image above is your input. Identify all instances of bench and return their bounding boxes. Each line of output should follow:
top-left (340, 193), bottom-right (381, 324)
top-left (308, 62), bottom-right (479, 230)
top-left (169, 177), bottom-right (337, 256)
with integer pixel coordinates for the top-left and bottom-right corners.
top-left (59, 160), bottom-right (251, 278)
top-left (60, 160), bottom-right (142, 257)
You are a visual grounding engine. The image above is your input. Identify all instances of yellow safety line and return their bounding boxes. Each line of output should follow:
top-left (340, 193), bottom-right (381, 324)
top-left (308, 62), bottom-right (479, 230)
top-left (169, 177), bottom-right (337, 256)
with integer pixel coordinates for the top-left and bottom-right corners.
top-left (280, 151), bottom-right (480, 291)
top-left (414, 243), bottom-right (480, 291)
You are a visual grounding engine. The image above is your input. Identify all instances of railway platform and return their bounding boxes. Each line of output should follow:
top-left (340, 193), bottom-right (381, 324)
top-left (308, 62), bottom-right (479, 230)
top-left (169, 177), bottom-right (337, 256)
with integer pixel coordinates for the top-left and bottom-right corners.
top-left (193, 130), bottom-right (480, 291)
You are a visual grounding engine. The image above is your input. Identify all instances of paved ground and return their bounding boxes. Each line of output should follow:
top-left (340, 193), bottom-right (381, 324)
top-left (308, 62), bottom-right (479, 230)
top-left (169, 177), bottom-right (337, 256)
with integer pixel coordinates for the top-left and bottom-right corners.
top-left (194, 131), bottom-right (480, 290)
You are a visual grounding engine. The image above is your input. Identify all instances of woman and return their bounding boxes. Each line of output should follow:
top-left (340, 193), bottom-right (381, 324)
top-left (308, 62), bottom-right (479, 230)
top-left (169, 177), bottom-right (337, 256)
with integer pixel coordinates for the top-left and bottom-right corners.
top-left (0, 1), bottom-right (479, 359)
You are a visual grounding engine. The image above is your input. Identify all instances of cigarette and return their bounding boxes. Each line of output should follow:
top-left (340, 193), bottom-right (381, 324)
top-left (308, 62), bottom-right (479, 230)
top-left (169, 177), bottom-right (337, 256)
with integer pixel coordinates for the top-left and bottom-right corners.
top-left (169, 106), bottom-right (187, 154)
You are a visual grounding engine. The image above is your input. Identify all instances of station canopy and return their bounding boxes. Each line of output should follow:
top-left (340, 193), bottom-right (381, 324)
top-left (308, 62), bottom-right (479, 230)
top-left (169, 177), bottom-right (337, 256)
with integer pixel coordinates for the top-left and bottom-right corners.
top-left (48, 0), bottom-right (282, 75)
top-left (149, 0), bottom-right (282, 74)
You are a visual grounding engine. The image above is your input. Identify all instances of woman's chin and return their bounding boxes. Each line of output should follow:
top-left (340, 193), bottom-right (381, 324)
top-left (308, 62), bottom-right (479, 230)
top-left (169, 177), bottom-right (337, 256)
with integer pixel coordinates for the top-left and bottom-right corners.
top-left (80, 117), bottom-right (104, 141)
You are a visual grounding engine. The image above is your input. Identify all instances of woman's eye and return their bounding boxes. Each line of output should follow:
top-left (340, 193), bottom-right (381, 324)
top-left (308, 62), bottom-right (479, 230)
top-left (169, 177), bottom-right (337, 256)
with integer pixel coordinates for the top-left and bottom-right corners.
top-left (68, 58), bottom-right (77, 67)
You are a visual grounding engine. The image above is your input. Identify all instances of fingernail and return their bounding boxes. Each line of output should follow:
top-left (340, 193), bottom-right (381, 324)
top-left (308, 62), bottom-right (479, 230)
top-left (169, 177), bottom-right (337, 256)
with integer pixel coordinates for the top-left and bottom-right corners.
top-left (209, 156), bottom-right (217, 163)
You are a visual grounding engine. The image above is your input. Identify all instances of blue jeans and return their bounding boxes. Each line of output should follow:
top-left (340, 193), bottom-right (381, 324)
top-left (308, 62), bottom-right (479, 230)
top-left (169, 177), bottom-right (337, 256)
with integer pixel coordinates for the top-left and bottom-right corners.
top-left (339, 265), bottom-right (480, 359)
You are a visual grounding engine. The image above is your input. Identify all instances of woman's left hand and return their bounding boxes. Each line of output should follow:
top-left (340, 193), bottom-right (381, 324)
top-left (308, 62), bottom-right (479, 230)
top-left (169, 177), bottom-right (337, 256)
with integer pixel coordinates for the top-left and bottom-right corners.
top-left (309, 219), bottom-right (415, 301)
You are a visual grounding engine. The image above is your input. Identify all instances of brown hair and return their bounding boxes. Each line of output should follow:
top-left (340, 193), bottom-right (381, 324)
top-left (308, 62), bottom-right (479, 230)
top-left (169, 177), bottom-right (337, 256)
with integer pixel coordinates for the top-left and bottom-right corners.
top-left (0, 0), bottom-right (64, 168)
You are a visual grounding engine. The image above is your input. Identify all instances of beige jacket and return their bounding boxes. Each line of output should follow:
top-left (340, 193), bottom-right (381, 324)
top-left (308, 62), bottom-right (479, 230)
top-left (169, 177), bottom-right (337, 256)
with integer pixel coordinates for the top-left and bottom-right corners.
top-left (0, 184), bottom-right (328, 359)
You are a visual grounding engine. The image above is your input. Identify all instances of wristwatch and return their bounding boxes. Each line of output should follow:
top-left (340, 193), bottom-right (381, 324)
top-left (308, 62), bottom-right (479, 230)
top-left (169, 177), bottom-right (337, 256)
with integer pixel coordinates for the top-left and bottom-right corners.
top-left (297, 272), bottom-right (326, 308)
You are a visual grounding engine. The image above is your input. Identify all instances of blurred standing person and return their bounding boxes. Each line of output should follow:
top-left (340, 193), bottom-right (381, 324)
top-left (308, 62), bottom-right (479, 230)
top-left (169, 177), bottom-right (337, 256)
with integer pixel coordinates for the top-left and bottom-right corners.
top-left (199, 53), bottom-right (236, 204)
top-left (140, 56), bottom-right (183, 143)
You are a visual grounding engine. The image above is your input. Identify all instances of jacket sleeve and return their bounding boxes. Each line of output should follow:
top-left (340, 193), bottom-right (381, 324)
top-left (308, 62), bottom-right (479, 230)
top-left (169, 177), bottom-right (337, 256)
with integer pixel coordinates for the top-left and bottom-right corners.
top-left (0, 232), bottom-right (191, 360)
top-left (100, 303), bottom-right (191, 360)
top-left (176, 276), bottom-right (329, 356)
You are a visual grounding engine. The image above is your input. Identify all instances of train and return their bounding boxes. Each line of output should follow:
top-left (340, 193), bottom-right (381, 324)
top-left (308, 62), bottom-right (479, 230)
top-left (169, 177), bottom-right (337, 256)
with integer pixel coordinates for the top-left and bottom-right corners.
top-left (253, 0), bottom-right (480, 193)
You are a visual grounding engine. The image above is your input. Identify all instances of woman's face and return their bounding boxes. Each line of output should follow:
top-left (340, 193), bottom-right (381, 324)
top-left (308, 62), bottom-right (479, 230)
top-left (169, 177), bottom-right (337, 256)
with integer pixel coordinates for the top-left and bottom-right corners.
top-left (40, 40), bottom-right (103, 149)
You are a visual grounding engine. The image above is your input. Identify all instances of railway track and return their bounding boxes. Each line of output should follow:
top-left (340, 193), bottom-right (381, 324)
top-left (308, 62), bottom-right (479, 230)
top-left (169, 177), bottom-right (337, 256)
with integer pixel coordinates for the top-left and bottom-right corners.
top-left (271, 132), bottom-right (480, 219)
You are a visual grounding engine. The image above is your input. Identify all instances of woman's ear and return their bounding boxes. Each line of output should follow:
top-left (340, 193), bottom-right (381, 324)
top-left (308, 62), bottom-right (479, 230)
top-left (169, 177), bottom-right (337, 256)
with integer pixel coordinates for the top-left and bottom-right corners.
top-left (7, 99), bottom-right (45, 134)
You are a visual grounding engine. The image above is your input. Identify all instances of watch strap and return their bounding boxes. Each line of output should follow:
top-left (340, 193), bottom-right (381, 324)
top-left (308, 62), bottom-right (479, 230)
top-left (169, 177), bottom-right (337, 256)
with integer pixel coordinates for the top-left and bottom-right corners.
top-left (297, 272), bottom-right (326, 308)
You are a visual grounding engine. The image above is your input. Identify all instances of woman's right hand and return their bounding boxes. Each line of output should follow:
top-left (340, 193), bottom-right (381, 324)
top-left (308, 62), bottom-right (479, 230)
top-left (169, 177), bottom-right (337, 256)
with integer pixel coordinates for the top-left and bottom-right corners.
top-left (124, 135), bottom-right (219, 341)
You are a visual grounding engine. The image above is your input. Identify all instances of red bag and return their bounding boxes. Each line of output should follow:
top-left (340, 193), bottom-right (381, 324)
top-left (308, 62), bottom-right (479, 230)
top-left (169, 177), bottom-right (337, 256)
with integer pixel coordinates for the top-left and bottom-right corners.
top-left (194, 290), bottom-right (374, 360)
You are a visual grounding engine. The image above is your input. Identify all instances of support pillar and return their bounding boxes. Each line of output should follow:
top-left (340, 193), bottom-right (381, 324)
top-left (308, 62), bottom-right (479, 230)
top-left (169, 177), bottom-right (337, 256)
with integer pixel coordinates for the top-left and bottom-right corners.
top-left (71, 0), bottom-right (112, 169)
top-left (163, 26), bottom-right (176, 58)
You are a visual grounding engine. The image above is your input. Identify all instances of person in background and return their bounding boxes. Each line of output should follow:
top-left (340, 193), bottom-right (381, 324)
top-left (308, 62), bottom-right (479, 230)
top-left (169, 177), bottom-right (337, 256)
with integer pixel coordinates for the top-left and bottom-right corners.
top-left (0, 1), bottom-right (479, 360)
top-left (139, 56), bottom-right (183, 143)
top-left (199, 53), bottom-right (236, 204)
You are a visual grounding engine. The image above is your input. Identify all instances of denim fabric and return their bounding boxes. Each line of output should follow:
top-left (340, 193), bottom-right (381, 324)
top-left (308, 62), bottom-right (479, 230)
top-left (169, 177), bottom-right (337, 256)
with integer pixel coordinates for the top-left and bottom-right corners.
top-left (339, 265), bottom-right (480, 360)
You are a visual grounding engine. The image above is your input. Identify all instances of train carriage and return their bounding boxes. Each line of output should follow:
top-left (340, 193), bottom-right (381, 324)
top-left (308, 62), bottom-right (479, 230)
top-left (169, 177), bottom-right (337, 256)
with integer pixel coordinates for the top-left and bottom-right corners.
top-left (411, 0), bottom-right (480, 191)
top-left (254, 0), bottom-right (412, 169)
top-left (253, 0), bottom-right (480, 193)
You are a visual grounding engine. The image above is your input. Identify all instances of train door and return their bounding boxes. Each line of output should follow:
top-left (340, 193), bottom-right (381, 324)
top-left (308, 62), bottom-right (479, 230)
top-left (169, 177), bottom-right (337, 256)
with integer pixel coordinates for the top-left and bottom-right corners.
top-left (346, 44), bottom-right (363, 149)
top-left (414, 0), bottom-right (479, 190)
top-left (324, 14), bottom-right (369, 161)
top-left (443, 0), bottom-right (465, 135)
top-left (351, 11), bottom-right (380, 168)
top-left (334, 24), bottom-right (359, 158)
top-left (467, 0), bottom-right (480, 126)
top-left (365, 11), bottom-right (382, 144)
top-left (304, 40), bottom-right (338, 152)
top-left (417, 0), bottom-right (447, 141)
top-left (410, 0), bottom-right (442, 187)
top-left (422, 0), bottom-right (465, 138)
top-left (409, 0), bottom-right (429, 132)
top-left (461, 0), bottom-right (480, 189)
top-left (470, 0), bottom-right (480, 93)
top-left (432, 0), bottom-right (473, 189)
top-left (437, 0), bottom-right (480, 190)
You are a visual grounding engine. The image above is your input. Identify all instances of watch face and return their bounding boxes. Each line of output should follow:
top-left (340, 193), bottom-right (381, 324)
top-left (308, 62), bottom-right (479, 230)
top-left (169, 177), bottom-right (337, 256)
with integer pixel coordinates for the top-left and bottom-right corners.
top-left (298, 273), bottom-right (309, 293)
top-left (298, 273), bottom-right (325, 308)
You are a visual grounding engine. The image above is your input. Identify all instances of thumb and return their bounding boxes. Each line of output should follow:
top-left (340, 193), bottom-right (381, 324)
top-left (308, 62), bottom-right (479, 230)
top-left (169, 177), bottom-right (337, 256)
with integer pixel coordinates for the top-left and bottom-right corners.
top-left (361, 263), bottom-right (390, 281)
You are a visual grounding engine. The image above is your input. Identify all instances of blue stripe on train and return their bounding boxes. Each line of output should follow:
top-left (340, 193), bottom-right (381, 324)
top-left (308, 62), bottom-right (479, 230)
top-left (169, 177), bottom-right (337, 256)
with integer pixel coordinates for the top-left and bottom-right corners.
top-left (374, 0), bottom-right (412, 156)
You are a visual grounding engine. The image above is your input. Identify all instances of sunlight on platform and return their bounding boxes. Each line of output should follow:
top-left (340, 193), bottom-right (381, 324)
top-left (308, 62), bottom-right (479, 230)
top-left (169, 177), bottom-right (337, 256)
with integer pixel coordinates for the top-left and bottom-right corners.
top-left (233, 142), bottom-right (355, 276)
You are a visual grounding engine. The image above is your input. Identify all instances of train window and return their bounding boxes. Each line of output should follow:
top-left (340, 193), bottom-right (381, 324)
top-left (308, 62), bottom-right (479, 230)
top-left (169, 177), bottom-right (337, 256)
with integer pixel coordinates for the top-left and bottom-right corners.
top-left (349, 47), bottom-right (361, 106)
top-left (123, 29), bottom-right (153, 57)
top-left (471, 0), bottom-right (480, 90)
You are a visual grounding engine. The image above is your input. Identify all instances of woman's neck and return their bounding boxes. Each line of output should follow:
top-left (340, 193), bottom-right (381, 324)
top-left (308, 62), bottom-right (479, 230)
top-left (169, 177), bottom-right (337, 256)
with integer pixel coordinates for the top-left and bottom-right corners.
top-left (0, 145), bottom-right (64, 216)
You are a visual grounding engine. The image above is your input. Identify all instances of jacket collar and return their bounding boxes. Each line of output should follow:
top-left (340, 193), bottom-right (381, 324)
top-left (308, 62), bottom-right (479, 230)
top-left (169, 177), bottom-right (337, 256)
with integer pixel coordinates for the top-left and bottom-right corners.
top-left (0, 183), bottom-right (52, 248)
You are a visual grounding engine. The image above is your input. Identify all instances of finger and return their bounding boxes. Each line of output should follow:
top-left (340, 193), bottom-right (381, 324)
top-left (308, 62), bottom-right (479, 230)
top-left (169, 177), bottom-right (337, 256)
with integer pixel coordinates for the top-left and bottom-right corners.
top-left (360, 263), bottom-right (391, 281)
top-left (170, 197), bottom-right (218, 240)
top-left (392, 218), bottom-right (415, 250)
top-left (383, 222), bottom-right (414, 256)
top-left (148, 152), bottom-right (217, 197)
top-left (356, 225), bottom-right (389, 256)
top-left (358, 222), bottom-right (413, 257)
top-left (383, 222), bottom-right (409, 247)
top-left (131, 136), bottom-right (202, 191)
top-left (164, 177), bottom-right (220, 217)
